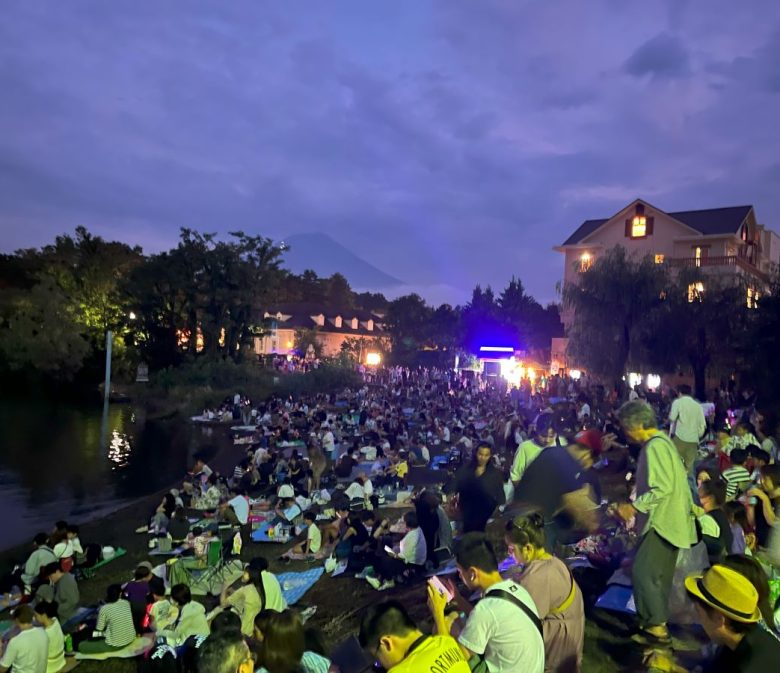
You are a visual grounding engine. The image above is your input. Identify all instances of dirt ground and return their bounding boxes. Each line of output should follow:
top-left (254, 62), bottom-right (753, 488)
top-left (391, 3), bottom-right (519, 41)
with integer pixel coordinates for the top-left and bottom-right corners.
top-left (1, 440), bottom-right (676, 673)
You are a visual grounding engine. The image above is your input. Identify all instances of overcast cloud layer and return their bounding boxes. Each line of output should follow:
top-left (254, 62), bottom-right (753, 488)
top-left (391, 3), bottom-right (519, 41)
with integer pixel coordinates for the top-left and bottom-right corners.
top-left (1, 0), bottom-right (779, 304)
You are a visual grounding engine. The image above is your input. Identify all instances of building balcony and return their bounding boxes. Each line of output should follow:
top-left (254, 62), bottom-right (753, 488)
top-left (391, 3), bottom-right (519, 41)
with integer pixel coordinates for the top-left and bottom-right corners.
top-left (667, 255), bottom-right (767, 281)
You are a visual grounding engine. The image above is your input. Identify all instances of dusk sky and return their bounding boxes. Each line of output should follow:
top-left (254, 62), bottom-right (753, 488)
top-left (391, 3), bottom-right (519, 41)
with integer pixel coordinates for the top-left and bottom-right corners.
top-left (1, 1), bottom-right (779, 305)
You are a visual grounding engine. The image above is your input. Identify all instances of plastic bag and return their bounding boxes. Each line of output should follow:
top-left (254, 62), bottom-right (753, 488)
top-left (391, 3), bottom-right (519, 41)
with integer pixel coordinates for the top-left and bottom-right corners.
top-left (668, 542), bottom-right (709, 624)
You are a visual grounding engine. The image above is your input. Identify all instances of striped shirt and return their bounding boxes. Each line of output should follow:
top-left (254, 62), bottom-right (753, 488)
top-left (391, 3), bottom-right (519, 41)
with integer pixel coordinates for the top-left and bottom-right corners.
top-left (722, 466), bottom-right (751, 500)
top-left (96, 599), bottom-right (136, 648)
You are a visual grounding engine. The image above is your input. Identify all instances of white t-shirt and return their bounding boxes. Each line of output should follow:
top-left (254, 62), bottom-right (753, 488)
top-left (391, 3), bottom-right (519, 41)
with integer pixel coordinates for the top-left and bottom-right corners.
top-left (669, 396), bottom-right (706, 444)
top-left (458, 580), bottom-right (544, 673)
top-left (363, 479), bottom-right (374, 497)
top-left (0, 626), bottom-right (49, 673)
top-left (228, 495), bottom-right (249, 524)
top-left (44, 620), bottom-right (65, 673)
top-left (307, 523), bottom-right (322, 553)
top-left (399, 527), bottom-right (427, 566)
top-left (442, 427), bottom-right (451, 443)
top-left (577, 403), bottom-right (591, 420)
top-left (322, 431), bottom-right (335, 452)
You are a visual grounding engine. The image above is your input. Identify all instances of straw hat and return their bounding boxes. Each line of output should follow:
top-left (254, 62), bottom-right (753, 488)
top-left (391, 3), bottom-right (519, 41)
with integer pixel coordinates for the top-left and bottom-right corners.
top-left (684, 565), bottom-right (761, 623)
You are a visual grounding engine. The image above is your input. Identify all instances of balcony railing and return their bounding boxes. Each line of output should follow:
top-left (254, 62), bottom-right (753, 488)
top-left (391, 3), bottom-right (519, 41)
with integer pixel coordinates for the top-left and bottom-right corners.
top-left (667, 255), bottom-right (767, 280)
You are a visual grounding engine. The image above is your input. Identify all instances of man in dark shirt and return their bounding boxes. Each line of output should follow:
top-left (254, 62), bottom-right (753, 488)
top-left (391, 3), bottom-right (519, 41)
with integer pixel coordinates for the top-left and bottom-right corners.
top-left (514, 435), bottom-right (600, 550)
top-left (685, 564), bottom-right (780, 673)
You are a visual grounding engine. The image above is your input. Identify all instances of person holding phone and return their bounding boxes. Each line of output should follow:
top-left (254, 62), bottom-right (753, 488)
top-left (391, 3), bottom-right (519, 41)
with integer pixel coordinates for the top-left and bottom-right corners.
top-left (365, 512), bottom-right (426, 591)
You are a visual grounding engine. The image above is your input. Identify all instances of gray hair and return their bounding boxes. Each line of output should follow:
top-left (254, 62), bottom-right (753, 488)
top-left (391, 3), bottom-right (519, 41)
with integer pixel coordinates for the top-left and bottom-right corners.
top-left (617, 400), bottom-right (657, 430)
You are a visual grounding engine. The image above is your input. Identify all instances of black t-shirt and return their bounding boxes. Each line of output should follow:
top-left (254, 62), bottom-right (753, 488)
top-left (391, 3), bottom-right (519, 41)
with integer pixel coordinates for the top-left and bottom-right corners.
top-left (705, 624), bottom-right (780, 673)
top-left (514, 445), bottom-right (584, 518)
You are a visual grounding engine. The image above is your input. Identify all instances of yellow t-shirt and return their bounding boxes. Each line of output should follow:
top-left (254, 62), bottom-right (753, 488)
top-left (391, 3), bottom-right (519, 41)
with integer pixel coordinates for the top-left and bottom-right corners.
top-left (395, 461), bottom-right (409, 478)
top-left (389, 635), bottom-right (470, 673)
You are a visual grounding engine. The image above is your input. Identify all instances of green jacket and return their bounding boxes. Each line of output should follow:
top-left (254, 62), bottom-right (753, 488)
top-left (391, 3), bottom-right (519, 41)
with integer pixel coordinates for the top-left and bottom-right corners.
top-left (633, 431), bottom-right (697, 549)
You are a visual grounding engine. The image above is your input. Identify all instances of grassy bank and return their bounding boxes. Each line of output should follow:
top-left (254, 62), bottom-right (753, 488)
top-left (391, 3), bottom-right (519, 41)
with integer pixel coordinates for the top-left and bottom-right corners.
top-left (132, 359), bottom-right (363, 418)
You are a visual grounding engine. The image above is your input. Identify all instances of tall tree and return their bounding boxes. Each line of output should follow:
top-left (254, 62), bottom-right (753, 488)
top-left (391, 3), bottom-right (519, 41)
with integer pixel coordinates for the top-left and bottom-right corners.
top-left (644, 270), bottom-right (752, 400)
top-left (563, 246), bottom-right (668, 383)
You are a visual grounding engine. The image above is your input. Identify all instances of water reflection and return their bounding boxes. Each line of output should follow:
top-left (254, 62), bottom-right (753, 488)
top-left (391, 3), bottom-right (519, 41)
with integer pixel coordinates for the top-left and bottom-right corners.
top-left (108, 430), bottom-right (132, 470)
top-left (0, 400), bottom-right (225, 551)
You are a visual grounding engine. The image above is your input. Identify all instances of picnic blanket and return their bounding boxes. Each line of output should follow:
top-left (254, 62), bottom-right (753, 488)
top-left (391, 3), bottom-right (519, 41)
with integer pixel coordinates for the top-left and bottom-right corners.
top-left (595, 585), bottom-right (636, 614)
top-left (77, 547), bottom-right (128, 579)
top-left (277, 567), bottom-right (325, 606)
top-left (251, 523), bottom-right (291, 544)
top-left (0, 589), bottom-right (22, 612)
top-left (62, 606), bottom-right (98, 632)
top-left (75, 634), bottom-right (155, 660)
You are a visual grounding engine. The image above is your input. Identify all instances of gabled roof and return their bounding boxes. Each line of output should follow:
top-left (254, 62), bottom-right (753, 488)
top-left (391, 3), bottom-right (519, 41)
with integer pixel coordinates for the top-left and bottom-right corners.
top-left (666, 205), bottom-right (753, 236)
top-left (562, 219), bottom-right (608, 246)
top-left (561, 204), bottom-right (753, 246)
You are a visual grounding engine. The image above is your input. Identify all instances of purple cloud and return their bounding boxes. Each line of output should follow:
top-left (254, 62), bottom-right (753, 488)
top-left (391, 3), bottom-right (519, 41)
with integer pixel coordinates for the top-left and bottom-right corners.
top-left (0, 0), bottom-right (778, 305)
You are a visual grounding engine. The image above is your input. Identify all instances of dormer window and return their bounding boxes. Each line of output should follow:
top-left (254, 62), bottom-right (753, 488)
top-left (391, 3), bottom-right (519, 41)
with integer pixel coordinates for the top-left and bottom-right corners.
top-left (625, 204), bottom-right (653, 239)
top-left (350, 318), bottom-right (358, 329)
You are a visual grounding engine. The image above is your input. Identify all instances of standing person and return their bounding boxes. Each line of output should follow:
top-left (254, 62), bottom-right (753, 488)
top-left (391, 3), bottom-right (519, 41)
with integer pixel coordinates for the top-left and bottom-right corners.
top-left (427, 533), bottom-right (544, 673)
top-left (614, 400), bottom-right (696, 646)
top-left (669, 385), bottom-right (706, 478)
top-left (0, 605), bottom-right (48, 673)
top-left (446, 442), bottom-right (505, 533)
top-left (504, 514), bottom-right (584, 673)
top-left (510, 413), bottom-right (557, 485)
top-left (359, 600), bottom-right (470, 673)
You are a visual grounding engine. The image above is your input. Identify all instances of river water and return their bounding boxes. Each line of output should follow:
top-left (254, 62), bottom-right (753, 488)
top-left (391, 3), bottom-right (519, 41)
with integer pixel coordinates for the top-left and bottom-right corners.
top-left (0, 400), bottom-right (227, 551)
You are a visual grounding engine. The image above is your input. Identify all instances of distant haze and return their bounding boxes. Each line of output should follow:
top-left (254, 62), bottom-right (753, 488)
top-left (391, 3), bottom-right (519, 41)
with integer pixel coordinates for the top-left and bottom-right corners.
top-left (282, 232), bottom-right (404, 290)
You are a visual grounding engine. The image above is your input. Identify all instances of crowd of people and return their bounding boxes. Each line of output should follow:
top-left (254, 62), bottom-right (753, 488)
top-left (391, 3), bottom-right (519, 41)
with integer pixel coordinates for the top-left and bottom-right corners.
top-left (1, 366), bottom-right (780, 673)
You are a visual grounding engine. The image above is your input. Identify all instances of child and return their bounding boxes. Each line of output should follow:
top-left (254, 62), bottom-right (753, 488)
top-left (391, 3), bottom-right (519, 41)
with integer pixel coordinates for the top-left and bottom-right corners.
top-left (124, 563), bottom-right (153, 634)
top-left (148, 577), bottom-right (177, 632)
top-left (722, 500), bottom-right (749, 555)
top-left (722, 448), bottom-right (751, 500)
top-left (281, 511), bottom-right (323, 561)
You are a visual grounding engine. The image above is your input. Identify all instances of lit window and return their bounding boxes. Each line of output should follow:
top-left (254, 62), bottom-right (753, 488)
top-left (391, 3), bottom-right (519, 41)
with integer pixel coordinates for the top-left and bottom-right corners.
top-left (654, 254), bottom-right (665, 264)
top-left (695, 247), bottom-right (702, 267)
top-left (747, 287), bottom-right (760, 309)
top-left (579, 252), bottom-right (592, 271)
top-left (687, 282), bottom-right (704, 303)
top-left (631, 215), bottom-right (647, 237)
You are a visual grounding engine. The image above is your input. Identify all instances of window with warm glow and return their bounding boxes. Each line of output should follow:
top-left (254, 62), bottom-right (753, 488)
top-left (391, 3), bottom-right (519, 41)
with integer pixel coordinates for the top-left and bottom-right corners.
top-left (687, 282), bottom-right (704, 303)
top-left (695, 247), bottom-right (702, 267)
top-left (579, 252), bottom-right (592, 272)
top-left (631, 215), bottom-right (647, 237)
top-left (654, 254), bottom-right (665, 264)
top-left (747, 287), bottom-right (760, 309)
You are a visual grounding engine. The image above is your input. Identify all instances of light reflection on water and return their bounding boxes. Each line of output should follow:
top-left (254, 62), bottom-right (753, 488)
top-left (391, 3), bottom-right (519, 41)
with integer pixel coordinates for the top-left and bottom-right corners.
top-left (0, 401), bottom-right (225, 551)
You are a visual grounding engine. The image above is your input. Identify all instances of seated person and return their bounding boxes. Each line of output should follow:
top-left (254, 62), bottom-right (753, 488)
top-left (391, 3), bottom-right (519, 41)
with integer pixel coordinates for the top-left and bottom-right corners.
top-left (281, 511), bottom-right (323, 560)
top-left (124, 562), bottom-right (153, 634)
top-left (365, 512), bottom-right (427, 591)
top-left (696, 479), bottom-right (733, 566)
top-left (36, 562), bottom-right (80, 625)
top-left (0, 605), bottom-right (48, 673)
top-left (273, 495), bottom-right (301, 525)
top-left (323, 504), bottom-right (350, 546)
top-left (158, 584), bottom-right (210, 647)
top-left (167, 507), bottom-right (191, 542)
top-left (359, 599), bottom-right (470, 673)
top-left (334, 453), bottom-right (356, 479)
top-left (191, 474), bottom-right (222, 511)
top-left (334, 513), bottom-right (370, 561)
top-left (33, 600), bottom-right (67, 673)
top-left (219, 488), bottom-right (250, 527)
top-left (20, 533), bottom-right (57, 593)
top-left (52, 524), bottom-right (82, 573)
top-left (76, 584), bottom-right (136, 654)
top-left (147, 577), bottom-right (177, 633)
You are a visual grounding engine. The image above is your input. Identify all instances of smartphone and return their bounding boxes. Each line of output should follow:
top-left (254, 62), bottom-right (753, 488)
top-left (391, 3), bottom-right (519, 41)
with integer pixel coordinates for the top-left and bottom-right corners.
top-left (428, 576), bottom-right (454, 602)
top-left (383, 545), bottom-right (395, 556)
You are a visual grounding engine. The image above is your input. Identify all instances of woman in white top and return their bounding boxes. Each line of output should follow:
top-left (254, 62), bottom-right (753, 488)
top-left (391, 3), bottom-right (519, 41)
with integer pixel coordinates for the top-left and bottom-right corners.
top-left (34, 601), bottom-right (66, 673)
top-left (163, 584), bottom-right (210, 646)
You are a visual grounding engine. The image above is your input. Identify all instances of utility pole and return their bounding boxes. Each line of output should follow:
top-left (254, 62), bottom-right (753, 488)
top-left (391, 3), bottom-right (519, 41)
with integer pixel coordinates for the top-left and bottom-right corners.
top-left (100, 330), bottom-right (112, 450)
